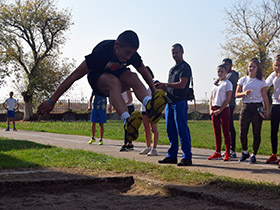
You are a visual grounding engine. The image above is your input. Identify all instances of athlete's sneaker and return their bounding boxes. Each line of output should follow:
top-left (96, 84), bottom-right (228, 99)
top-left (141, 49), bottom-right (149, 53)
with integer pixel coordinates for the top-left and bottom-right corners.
top-left (223, 152), bottom-right (231, 161)
top-left (88, 137), bottom-right (96, 144)
top-left (208, 152), bottom-right (222, 160)
top-left (5, 128), bottom-right (9, 131)
top-left (249, 155), bottom-right (256, 164)
top-left (13, 128), bottom-right (17, 131)
top-left (146, 89), bottom-right (167, 124)
top-left (99, 139), bottom-right (103, 145)
top-left (124, 111), bottom-right (142, 141)
top-left (147, 148), bottom-right (158, 156)
top-left (239, 152), bottom-right (250, 162)
top-left (266, 154), bottom-right (278, 164)
top-left (139, 147), bottom-right (151, 155)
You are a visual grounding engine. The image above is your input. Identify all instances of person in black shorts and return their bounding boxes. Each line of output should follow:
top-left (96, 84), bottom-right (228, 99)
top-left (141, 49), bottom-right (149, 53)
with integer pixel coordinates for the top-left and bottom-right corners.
top-left (37, 30), bottom-right (167, 142)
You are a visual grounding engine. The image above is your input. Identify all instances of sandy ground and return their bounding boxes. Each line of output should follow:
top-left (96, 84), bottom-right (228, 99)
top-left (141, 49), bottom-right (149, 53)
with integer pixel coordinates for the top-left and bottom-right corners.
top-left (1, 130), bottom-right (280, 209)
top-left (0, 168), bottom-right (279, 210)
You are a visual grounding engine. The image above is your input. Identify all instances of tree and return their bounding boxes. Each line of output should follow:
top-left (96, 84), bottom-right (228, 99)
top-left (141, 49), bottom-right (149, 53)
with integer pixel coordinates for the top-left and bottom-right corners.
top-left (222, 0), bottom-right (280, 77)
top-left (0, 0), bottom-right (74, 120)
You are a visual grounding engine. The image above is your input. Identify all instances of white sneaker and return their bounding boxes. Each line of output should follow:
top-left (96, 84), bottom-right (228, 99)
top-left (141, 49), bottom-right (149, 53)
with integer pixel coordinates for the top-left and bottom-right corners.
top-left (139, 147), bottom-right (151, 155)
top-left (147, 148), bottom-right (158, 156)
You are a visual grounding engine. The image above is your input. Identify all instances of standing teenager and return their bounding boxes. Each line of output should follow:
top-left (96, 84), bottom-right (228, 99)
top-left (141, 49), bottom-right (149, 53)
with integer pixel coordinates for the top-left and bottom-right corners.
top-left (265, 55), bottom-right (280, 164)
top-left (139, 67), bottom-right (159, 156)
top-left (3, 91), bottom-right (19, 131)
top-left (222, 58), bottom-right (239, 158)
top-left (88, 91), bottom-right (107, 145)
top-left (236, 58), bottom-right (270, 164)
top-left (208, 64), bottom-right (232, 161)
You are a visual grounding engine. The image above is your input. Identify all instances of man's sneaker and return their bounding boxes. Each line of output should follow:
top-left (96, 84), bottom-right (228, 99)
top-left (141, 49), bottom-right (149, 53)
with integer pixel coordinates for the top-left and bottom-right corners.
top-left (124, 111), bottom-right (142, 141)
top-left (99, 139), bottom-right (103, 145)
top-left (249, 155), bottom-right (256, 164)
top-left (5, 128), bottom-right (9, 131)
top-left (127, 144), bottom-right (134, 150)
top-left (139, 147), bottom-right (151, 155)
top-left (266, 154), bottom-right (278, 164)
top-left (146, 89), bottom-right (167, 124)
top-left (239, 152), bottom-right (250, 162)
top-left (13, 128), bottom-right (17, 131)
top-left (208, 152), bottom-right (222, 160)
top-left (177, 159), bottom-right (192, 166)
top-left (120, 145), bottom-right (128, 152)
top-left (158, 157), bottom-right (177, 164)
top-left (223, 152), bottom-right (231, 161)
top-left (88, 137), bottom-right (96, 144)
top-left (147, 148), bottom-right (158, 156)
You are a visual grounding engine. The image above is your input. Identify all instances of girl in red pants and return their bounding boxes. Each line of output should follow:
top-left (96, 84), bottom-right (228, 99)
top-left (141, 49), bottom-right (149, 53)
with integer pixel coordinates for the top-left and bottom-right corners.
top-left (208, 64), bottom-right (233, 161)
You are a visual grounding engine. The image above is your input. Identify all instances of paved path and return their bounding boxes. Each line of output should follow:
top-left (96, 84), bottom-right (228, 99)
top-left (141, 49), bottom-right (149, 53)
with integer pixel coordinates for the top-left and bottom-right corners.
top-left (1, 129), bottom-right (280, 184)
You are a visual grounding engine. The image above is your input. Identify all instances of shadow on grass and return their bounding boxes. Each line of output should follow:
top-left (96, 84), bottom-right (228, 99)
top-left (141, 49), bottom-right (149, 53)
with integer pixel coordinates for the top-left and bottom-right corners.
top-left (0, 152), bottom-right (41, 168)
top-left (0, 139), bottom-right (53, 152)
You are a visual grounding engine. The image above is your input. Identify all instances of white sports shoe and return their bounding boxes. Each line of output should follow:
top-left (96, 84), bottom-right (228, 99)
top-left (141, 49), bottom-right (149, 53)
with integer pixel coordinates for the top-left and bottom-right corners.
top-left (139, 147), bottom-right (151, 155)
top-left (147, 148), bottom-right (158, 156)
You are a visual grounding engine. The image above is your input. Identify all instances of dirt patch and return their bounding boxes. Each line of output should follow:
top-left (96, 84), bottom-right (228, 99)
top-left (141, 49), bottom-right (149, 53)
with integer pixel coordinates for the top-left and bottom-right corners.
top-left (0, 168), bottom-right (278, 210)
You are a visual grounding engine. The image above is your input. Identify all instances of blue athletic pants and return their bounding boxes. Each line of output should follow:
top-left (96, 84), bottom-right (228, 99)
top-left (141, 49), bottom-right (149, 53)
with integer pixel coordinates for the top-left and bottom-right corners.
top-left (165, 100), bottom-right (192, 160)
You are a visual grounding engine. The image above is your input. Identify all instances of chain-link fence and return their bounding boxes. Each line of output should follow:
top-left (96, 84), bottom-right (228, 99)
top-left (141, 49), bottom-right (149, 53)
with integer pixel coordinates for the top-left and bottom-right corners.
top-left (0, 99), bottom-right (242, 114)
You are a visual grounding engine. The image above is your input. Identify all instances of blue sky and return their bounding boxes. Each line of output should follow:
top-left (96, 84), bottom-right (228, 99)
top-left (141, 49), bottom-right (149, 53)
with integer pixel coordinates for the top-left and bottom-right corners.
top-left (1, 0), bottom-right (263, 102)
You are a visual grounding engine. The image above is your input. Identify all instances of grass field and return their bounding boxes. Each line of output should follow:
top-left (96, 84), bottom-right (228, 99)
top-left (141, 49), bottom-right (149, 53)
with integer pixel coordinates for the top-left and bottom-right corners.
top-left (0, 120), bottom-right (278, 155)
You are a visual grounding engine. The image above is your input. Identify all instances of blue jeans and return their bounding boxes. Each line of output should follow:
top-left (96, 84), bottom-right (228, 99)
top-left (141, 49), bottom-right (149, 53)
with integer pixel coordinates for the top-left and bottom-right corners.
top-left (165, 100), bottom-right (192, 160)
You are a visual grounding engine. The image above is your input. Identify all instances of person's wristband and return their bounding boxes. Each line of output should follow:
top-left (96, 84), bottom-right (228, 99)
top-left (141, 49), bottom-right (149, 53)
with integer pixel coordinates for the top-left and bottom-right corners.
top-left (48, 99), bottom-right (55, 106)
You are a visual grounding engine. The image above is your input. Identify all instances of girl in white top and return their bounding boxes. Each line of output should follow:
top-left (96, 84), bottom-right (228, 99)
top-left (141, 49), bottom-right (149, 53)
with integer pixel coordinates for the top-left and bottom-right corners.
top-left (208, 64), bottom-right (232, 161)
top-left (236, 58), bottom-right (270, 164)
top-left (265, 54), bottom-right (280, 165)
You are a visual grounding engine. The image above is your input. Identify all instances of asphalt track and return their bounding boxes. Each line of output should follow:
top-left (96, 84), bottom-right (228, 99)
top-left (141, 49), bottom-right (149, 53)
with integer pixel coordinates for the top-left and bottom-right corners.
top-left (1, 129), bottom-right (280, 184)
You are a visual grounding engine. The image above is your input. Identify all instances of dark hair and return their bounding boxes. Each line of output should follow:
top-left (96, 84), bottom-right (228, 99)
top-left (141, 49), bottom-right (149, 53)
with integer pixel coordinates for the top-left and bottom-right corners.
top-left (247, 58), bottom-right (262, 80)
top-left (117, 30), bottom-right (139, 49)
top-left (274, 54), bottom-right (280, 73)
top-left (146, 66), bottom-right (154, 79)
top-left (172, 43), bottom-right (184, 53)
top-left (214, 64), bottom-right (228, 86)
top-left (222, 58), bottom-right (232, 65)
top-left (274, 54), bottom-right (280, 62)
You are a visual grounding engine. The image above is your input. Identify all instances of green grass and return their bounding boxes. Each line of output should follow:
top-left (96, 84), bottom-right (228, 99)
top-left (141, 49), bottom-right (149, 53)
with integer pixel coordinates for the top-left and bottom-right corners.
top-left (1, 137), bottom-right (279, 192)
top-left (0, 120), bottom-right (278, 155)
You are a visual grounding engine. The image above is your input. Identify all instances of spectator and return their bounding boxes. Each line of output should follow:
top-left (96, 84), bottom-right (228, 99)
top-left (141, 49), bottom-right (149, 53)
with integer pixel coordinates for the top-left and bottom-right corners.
top-left (157, 43), bottom-right (192, 166)
top-left (88, 91), bottom-right (107, 145)
top-left (222, 58), bottom-right (239, 158)
top-left (3, 91), bottom-right (19, 131)
top-left (265, 54), bottom-right (280, 165)
top-left (208, 64), bottom-right (232, 161)
top-left (139, 66), bottom-right (159, 156)
top-left (236, 58), bottom-right (270, 164)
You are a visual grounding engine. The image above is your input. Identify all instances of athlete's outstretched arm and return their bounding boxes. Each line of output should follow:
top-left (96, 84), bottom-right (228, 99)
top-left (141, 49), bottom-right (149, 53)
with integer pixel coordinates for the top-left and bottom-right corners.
top-left (37, 61), bottom-right (89, 115)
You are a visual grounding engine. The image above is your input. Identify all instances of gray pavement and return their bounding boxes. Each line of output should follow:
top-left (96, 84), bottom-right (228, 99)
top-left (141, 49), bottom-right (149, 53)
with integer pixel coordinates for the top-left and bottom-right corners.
top-left (1, 129), bottom-right (280, 184)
